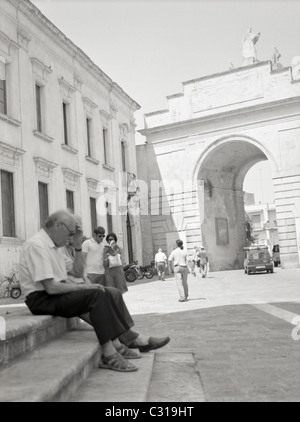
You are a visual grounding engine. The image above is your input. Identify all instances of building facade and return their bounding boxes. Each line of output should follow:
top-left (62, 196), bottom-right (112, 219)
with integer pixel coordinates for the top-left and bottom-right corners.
top-left (0, 0), bottom-right (142, 277)
top-left (245, 202), bottom-right (279, 250)
top-left (137, 60), bottom-right (300, 271)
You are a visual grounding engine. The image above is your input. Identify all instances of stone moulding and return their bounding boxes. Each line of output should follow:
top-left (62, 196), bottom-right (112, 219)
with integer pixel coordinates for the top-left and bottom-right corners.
top-left (62, 167), bottom-right (82, 188)
top-left (30, 57), bottom-right (52, 84)
top-left (86, 177), bottom-right (100, 194)
top-left (0, 141), bottom-right (25, 168)
top-left (58, 76), bottom-right (76, 102)
top-left (83, 97), bottom-right (98, 115)
top-left (33, 156), bottom-right (58, 179)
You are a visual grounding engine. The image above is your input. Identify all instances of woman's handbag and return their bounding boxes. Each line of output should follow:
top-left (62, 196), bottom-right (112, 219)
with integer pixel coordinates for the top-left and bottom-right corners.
top-left (108, 253), bottom-right (122, 268)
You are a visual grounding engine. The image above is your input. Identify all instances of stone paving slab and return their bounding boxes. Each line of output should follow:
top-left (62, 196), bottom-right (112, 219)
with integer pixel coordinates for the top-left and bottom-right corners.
top-left (147, 352), bottom-right (205, 402)
top-left (70, 353), bottom-right (155, 402)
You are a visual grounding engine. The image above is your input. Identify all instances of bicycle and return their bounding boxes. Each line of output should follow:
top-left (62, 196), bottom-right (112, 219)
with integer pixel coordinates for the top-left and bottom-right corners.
top-left (0, 272), bottom-right (22, 299)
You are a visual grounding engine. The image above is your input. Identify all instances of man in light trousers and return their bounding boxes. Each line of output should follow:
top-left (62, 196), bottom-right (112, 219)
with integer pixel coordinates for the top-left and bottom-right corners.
top-left (168, 239), bottom-right (189, 302)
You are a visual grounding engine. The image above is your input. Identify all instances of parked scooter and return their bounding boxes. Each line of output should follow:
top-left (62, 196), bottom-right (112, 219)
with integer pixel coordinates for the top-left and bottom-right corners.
top-left (123, 263), bottom-right (137, 283)
top-left (134, 261), bottom-right (154, 280)
top-left (123, 261), bottom-right (154, 282)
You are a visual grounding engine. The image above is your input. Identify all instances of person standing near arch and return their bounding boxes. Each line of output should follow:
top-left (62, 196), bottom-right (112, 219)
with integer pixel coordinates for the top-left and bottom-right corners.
top-left (168, 239), bottom-right (189, 302)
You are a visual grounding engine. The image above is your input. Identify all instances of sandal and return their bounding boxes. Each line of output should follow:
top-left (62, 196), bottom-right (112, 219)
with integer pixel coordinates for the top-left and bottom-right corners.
top-left (98, 352), bottom-right (138, 372)
top-left (117, 344), bottom-right (142, 359)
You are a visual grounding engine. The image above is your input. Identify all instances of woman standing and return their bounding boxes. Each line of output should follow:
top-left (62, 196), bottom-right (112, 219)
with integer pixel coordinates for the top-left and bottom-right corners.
top-left (103, 232), bottom-right (128, 294)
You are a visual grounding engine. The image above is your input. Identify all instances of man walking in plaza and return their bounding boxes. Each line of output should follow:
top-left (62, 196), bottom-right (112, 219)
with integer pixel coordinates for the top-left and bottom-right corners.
top-left (168, 239), bottom-right (190, 302)
top-left (198, 246), bottom-right (209, 278)
top-left (154, 248), bottom-right (167, 281)
top-left (82, 226), bottom-right (106, 285)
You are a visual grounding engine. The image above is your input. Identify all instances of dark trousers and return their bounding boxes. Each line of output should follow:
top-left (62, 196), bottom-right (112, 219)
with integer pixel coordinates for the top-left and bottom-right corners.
top-left (25, 286), bottom-right (136, 346)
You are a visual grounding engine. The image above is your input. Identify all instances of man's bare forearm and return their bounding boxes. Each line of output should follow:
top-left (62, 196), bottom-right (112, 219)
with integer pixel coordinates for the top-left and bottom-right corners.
top-left (72, 250), bottom-right (85, 277)
top-left (41, 278), bottom-right (104, 295)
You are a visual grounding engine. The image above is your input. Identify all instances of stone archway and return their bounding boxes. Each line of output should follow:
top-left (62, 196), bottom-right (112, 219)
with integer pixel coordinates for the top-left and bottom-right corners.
top-left (195, 136), bottom-right (275, 271)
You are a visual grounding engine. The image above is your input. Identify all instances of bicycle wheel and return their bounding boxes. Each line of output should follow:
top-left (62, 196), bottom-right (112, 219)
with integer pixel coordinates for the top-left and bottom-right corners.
top-left (10, 288), bottom-right (21, 299)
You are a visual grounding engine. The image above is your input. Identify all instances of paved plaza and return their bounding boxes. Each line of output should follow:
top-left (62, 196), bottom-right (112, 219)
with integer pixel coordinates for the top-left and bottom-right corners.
top-left (124, 267), bottom-right (300, 402)
top-left (1, 267), bottom-right (299, 402)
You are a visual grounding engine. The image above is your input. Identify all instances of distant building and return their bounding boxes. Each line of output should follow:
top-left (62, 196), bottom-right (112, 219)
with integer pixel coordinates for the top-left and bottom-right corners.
top-left (245, 202), bottom-right (279, 251)
top-left (0, 0), bottom-right (141, 276)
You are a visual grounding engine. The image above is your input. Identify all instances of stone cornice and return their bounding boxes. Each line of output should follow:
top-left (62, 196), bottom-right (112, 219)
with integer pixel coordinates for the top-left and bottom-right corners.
top-left (33, 156), bottom-right (58, 179)
top-left (86, 177), bottom-right (100, 193)
top-left (0, 141), bottom-right (25, 168)
top-left (100, 109), bottom-right (113, 126)
top-left (30, 57), bottom-right (52, 84)
top-left (58, 77), bottom-right (76, 101)
top-left (139, 95), bottom-right (300, 136)
top-left (182, 61), bottom-right (271, 86)
top-left (62, 167), bottom-right (82, 187)
top-left (83, 97), bottom-right (98, 115)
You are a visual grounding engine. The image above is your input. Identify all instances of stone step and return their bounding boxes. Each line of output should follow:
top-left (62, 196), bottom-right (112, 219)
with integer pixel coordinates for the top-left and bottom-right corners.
top-left (0, 329), bottom-right (100, 402)
top-left (70, 352), bottom-right (155, 402)
top-left (0, 305), bottom-right (79, 367)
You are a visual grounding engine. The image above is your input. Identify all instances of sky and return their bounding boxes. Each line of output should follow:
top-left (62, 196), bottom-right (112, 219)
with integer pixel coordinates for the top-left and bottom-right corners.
top-left (30, 0), bottom-right (300, 204)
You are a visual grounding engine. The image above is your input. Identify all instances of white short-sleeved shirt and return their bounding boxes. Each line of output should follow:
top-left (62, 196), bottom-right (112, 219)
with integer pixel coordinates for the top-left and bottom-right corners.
top-left (82, 237), bottom-right (104, 274)
top-left (168, 247), bottom-right (188, 267)
top-left (155, 251), bottom-right (167, 263)
top-left (19, 229), bottom-right (68, 296)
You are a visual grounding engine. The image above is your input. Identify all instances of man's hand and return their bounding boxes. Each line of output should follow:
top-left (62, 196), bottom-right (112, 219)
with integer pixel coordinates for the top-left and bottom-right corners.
top-left (89, 283), bottom-right (105, 292)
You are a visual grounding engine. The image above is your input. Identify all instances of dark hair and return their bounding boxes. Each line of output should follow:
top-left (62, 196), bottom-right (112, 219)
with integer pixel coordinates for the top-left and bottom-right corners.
top-left (94, 226), bottom-right (105, 235)
top-left (176, 239), bottom-right (183, 249)
top-left (106, 232), bottom-right (117, 243)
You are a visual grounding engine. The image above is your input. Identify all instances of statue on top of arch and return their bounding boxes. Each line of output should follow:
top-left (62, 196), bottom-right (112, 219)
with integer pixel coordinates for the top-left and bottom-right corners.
top-left (242, 27), bottom-right (261, 66)
top-left (271, 47), bottom-right (283, 70)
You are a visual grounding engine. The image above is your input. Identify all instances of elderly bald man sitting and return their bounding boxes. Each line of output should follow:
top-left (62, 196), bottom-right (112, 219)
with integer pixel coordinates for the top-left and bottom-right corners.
top-left (19, 209), bottom-right (170, 373)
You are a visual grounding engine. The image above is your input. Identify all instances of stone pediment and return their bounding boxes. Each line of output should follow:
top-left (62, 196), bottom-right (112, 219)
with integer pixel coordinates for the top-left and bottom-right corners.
top-left (30, 57), bottom-right (52, 84)
top-left (33, 156), bottom-right (58, 179)
top-left (0, 141), bottom-right (25, 168)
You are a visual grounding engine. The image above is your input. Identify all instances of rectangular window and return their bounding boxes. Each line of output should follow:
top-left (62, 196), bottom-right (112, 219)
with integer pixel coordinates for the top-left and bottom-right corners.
top-left (121, 141), bottom-right (126, 171)
top-left (35, 84), bottom-right (42, 132)
top-left (90, 197), bottom-right (97, 232)
top-left (0, 58), bottom-right (7, 115)
top-left (38, 182), bottom-right (49, 228)
top-left (66, 189), bottom-right (74, 213)
top-left (251, 214), bottom-right (261, 229)
top-left (1, 170), bottom-right (15, 237)
top-left (106, 201), bottom-right (113, 233)
top-left (103, 128), bottom-right (108, 164)
top-left (86, 118), bottom-right (92, 157)
top-left (215, 217), bottom-right (229, 245)
top-left (62, 101), bottom-right (69, 145)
